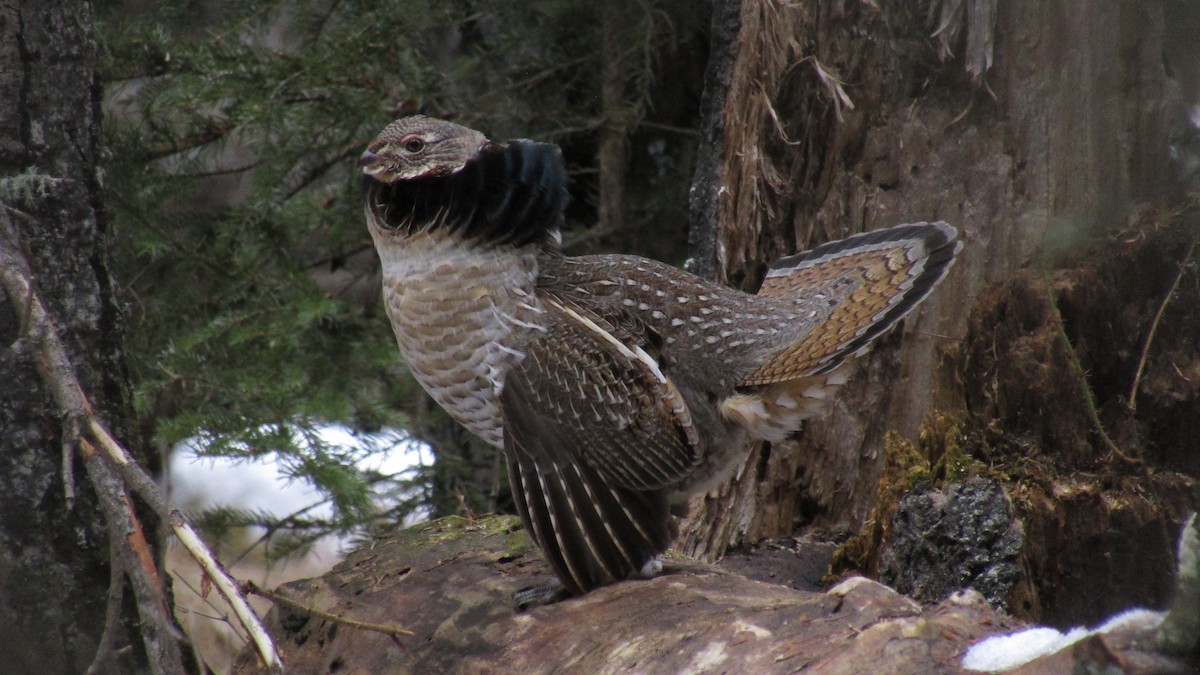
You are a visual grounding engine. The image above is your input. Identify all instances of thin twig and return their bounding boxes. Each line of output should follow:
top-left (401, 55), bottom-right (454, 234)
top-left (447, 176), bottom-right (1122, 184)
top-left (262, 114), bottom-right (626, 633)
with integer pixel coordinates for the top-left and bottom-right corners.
top-left (170, 563), bottom-right (251, 645)
top-left (244, 581), bottom-right (415, 638)
top-left (78, 437), bottom-right (186, 673)
top-left (1128, 233), bottom-right (1198, 413)
top-left (62, 416), bottom-right (79, 506)
top-left (171, 512), bottom-right (284, 670)
top-left (86, 544), bottom-right (128, 675)
top-left (224, 500), bottom-right (329, 569)
top-left (1045, 285), bottom-right (1141, 466)
top-left (278, 140), bottom-right (361, 202)
top-left (637, 121), bottom-right (700, 136)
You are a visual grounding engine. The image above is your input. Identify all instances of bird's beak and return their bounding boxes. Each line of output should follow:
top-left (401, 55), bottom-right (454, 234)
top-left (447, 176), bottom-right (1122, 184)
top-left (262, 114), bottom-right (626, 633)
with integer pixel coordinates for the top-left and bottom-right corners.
top-left (358, 149), bottom-right (381, 169)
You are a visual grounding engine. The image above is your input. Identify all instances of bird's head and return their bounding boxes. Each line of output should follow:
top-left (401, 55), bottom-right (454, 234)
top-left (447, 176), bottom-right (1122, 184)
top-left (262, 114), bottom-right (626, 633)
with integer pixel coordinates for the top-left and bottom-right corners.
top-left (361, 116), bottom-right (568, 251)
top-left (359, 115), bottom-right (489, 183)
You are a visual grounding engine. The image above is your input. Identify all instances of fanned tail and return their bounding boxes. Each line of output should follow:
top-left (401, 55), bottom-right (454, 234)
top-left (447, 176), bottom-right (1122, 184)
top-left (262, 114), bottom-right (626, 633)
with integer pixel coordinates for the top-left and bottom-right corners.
top-left (723, 222), bottom-right (961, 442)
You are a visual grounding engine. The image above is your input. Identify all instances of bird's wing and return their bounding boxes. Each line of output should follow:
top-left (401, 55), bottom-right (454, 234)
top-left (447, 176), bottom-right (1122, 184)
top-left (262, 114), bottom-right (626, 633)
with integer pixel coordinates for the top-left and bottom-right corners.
top-left (741, 221), bottom-right (960, 385)
top-left (504, 298), bottom-right (700, 490)
top-left (499, 298), bottom-right (697, 593)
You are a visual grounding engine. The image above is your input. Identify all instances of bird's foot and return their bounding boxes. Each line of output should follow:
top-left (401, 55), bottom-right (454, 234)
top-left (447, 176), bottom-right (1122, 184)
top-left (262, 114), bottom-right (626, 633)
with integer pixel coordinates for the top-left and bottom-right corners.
top-left (635, 556), bottom-right (663, 579)
top-left (513, 558), bottom-right (663, 610)
top-left (513, 578), bottom-right (568, 611)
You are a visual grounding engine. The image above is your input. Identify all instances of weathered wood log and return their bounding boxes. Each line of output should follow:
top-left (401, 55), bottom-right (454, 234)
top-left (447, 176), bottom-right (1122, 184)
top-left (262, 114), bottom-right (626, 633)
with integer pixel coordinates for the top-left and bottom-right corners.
top-left (231, 515), bottom-right (1198, 673)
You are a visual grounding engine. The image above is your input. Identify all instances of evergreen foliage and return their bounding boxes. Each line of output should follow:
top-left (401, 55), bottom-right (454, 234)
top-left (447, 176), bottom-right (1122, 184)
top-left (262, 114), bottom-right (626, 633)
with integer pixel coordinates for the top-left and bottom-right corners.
top-left (97, 0), bottom-right (706, 551)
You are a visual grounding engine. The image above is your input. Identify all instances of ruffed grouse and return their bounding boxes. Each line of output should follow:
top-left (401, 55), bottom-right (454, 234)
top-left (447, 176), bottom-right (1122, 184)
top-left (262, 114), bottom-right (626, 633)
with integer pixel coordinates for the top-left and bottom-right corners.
top-left (361, 115), bottom-right (960, 601)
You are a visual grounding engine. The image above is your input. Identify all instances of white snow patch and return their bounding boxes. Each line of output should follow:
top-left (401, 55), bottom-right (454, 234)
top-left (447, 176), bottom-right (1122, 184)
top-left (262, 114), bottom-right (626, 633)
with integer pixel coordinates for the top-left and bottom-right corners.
top-left (961, 627), bottom-right (1089, 672)
top-left (962, 608), bottom-right (1164, 672)
top-left (168, 424), bottom-right (433, 555)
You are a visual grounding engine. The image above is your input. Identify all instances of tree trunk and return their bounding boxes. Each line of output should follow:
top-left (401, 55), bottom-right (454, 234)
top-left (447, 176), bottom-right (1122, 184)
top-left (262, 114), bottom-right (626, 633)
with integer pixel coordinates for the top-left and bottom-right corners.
top-left (596, 1), bottom-right (630, 240)
top-left (679, 0), bottom-right (1200, 627)
top-left (685, 0), bottom-right (741, 282)
top-left (0, 2), bottom-right (154, 672)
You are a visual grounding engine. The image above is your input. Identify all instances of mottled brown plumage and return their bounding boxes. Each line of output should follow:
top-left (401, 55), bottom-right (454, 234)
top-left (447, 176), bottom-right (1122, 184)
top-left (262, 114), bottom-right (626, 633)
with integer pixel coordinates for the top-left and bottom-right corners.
top-left (361, 115), bottom-right (961, 598)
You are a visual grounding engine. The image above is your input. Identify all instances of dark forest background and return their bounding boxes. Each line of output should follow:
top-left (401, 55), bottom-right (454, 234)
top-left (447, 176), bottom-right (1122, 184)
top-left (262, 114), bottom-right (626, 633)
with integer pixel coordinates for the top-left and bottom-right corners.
top-left (98, 0), bottom-right (711, 539)
top-left (2, 0), bottom-right (1199, 671)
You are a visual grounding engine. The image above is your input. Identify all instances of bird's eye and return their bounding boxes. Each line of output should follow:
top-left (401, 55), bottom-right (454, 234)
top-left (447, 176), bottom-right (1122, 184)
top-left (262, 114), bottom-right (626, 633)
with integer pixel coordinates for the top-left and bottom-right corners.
top-left (401, 136), bottom-right (426, 153)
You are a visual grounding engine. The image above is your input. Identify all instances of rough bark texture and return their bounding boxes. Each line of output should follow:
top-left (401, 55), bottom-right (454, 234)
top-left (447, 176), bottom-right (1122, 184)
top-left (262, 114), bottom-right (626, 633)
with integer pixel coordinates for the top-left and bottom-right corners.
top-left (596, 1), bottom-right (630, 244)
top-left (685, 0), bottom-right (741, 281)
top-left (880, 477), bottom-right (1024, 609)
top-left (234, 516), bottom-right (1199, 674)
top-left (677, 0), bottom-right (1200, 629)
top-left (0, 2), bottom-right (148, 672)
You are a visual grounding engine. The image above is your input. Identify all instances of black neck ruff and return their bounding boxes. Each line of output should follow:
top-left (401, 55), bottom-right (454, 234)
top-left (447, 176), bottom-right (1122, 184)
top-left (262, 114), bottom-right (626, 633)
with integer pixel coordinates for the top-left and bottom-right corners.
top-left (364, 140), bottom-right (569, 249)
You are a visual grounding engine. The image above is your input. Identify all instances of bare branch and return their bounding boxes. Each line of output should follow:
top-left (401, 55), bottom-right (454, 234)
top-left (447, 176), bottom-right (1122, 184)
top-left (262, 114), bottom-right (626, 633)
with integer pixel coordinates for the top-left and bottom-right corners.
top-left (78, 437), bottom-right (186, 673)
top-left (1128, 232), bottom-right (1198, 412)
top-left (172, 512), bottom-right (284, 671)
top-left (1, 209), bottom-right (282, 672)
top-left (1044, 284), bottom-right (1141, 466)
top-left (85, 544), bottom-right (128, 675)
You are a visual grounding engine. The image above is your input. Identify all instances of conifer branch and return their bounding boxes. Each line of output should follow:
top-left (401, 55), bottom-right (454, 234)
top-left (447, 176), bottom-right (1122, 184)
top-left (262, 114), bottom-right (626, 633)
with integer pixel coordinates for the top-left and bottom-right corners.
top-left (1, 209), bottom-right (282, 672)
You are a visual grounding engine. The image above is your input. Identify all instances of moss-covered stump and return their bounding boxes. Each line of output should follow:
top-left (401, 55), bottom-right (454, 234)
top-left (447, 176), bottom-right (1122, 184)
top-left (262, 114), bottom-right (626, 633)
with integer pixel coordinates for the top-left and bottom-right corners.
top-left (868, 472), bottom-right (1195, 628)
top-left (835, 207), bottom-right (1200, 630)
top-left (960, 208), bottom-right (1200, 626)
top-left (233, 515), bottom-right (1029, 673)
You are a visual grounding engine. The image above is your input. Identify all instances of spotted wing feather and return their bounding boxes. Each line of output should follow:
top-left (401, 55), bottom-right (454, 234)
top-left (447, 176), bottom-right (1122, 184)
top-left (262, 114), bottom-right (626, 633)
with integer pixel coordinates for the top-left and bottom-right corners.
top-left (499, 300), bottom-right (696, 593)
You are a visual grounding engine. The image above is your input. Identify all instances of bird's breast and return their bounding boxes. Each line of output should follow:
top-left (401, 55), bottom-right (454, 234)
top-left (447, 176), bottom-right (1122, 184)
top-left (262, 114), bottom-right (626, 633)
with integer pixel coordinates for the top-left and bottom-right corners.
top-left (373, 232), bottom-right (542, 447)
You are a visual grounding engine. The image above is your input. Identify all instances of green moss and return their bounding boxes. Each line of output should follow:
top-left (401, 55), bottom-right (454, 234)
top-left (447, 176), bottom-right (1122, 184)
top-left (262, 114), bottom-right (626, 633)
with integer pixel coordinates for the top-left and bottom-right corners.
top-left (829, 411), bottom-right (984, 581)
top-left (409, 515), bottom-right (530, 554)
